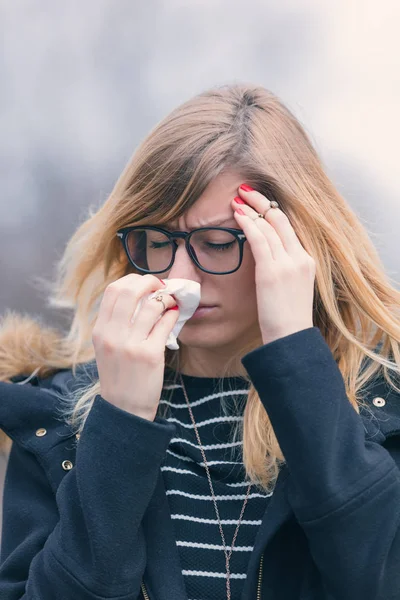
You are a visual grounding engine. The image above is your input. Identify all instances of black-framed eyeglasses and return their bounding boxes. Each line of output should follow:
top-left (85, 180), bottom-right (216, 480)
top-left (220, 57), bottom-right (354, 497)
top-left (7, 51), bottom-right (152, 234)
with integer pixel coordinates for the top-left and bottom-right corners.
top-left (116, 226), bottom-right (248, 275)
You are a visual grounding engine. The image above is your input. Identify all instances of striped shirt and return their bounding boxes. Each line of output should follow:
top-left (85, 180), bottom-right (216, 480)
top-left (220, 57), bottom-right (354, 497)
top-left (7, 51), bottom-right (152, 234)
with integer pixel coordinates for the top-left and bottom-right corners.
top-left (158, 369), bottom-right (273, 600)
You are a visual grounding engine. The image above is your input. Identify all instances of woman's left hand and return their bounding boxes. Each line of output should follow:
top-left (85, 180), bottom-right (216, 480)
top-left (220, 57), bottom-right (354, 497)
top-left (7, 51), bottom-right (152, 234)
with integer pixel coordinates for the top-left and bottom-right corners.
top-left (232, 184), bottom-right (316, 346)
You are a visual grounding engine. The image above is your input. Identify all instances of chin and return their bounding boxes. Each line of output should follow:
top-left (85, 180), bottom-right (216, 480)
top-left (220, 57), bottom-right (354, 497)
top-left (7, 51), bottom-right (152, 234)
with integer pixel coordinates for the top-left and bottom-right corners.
top-left (177, 325), bottom-right (235, 349)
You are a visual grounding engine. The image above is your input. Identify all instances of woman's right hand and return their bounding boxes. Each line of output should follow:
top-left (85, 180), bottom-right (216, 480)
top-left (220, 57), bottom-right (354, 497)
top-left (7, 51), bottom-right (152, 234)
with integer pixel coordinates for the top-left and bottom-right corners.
top-left (92, 273), bottom-right (180, 421)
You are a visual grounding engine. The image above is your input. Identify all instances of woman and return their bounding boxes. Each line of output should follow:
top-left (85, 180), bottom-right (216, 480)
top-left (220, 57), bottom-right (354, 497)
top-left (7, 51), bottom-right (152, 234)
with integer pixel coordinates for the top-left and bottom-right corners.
top-left (0, 83), bottom-right (400, 600)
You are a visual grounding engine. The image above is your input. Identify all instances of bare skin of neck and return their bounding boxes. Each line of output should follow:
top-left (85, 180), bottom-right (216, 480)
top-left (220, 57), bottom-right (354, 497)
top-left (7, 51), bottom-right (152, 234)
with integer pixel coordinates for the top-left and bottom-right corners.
top-left (178, 328), bottom-right (262, 378)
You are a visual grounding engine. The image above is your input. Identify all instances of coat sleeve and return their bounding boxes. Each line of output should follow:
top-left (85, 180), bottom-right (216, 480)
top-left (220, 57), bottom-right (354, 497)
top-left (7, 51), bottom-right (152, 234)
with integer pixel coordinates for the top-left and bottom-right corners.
top-left (241, 326), bottom-right (400, 600)
top-left (0, 394), bottom-right (176, 600)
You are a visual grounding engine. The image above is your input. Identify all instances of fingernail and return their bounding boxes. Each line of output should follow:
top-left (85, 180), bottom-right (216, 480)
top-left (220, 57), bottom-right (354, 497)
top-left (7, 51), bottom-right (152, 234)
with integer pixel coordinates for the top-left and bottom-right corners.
top-left (239, 184), bottom-right (254, 192)
top-left (233, 196), bottom-right (247, 204)
top-left (235, 208), bottom-right (246, 215)
top-left (170, 305), bottom-right (179, 310)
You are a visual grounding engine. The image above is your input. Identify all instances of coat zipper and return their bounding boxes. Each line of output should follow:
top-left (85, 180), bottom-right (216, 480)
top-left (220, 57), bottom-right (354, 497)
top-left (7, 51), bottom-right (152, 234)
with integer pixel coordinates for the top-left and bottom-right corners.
top-left (141, 555), bottom-right (264, 600)
top-left (141, 581), bottom-right (150, 600)
top-left (256, 553), bottom-right (264, 600)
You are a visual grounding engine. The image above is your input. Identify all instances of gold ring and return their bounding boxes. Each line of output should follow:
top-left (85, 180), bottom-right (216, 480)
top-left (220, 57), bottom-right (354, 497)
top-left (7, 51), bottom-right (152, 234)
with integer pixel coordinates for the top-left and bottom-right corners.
top-left (153, 294), bottom-right (166, 311)
top-left (263, 200), bottom-right (279, 218)
top-left (254, 201), bottom-right (280, 220)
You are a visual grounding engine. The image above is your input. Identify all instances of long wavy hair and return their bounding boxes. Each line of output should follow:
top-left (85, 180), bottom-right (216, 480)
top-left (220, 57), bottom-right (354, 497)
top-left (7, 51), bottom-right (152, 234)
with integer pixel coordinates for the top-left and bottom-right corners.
top-left (1, 83), bottom-right (400, 491)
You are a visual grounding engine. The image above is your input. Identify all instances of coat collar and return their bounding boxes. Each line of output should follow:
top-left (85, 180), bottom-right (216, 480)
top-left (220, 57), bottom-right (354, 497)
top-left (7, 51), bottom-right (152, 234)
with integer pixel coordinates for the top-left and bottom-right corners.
top-left (2, 366), bottom-right (400, 447)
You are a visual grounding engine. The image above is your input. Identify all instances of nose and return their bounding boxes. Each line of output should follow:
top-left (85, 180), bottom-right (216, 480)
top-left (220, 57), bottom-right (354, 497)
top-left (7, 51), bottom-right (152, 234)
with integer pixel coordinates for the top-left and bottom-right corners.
top-left (167, 239), bottom-right (202, 281)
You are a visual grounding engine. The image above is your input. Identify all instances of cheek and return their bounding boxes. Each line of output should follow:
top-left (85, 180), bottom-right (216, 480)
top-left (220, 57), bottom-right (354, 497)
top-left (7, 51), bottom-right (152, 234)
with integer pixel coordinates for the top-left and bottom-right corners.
top-left (239, 243), bottom-right (257, 290)
top-left (216, 251), bottom-right (257, 312)
top-left (235, 249), bottom-right (258, 311)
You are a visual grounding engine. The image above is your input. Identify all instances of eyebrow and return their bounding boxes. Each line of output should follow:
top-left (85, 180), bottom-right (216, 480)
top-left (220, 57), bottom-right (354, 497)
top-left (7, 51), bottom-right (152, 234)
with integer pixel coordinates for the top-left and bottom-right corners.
top-left (164, 216), bottom-right (236, 230)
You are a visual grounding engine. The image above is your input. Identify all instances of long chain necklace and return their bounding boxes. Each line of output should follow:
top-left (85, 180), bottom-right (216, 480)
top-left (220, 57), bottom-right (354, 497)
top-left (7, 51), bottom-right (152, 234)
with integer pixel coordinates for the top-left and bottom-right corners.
top-left (178, 372), bottom-right (252, 600)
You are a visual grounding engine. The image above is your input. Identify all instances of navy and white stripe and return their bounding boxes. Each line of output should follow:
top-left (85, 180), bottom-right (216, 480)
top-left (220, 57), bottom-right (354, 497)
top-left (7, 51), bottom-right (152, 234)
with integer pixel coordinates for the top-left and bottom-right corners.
top-left (158, 370), bottom-right (273, 600)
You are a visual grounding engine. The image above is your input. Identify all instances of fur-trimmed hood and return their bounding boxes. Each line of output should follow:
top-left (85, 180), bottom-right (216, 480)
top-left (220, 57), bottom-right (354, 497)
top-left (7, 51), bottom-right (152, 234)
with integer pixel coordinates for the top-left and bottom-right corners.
top-left (0, 311), bottom-right (68, 453)
top-left (0, 312), bottom-right (64, 383)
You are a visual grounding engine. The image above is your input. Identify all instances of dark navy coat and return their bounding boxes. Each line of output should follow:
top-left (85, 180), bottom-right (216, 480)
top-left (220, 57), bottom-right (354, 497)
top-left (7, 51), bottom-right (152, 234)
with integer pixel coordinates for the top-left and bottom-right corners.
top-left (1, 327), bottom-right (400, 599)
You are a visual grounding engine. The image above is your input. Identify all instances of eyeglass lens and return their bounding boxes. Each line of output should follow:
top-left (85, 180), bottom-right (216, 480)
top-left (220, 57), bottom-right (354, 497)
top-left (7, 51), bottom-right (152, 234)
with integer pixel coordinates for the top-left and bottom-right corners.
top-left (125, 228), bottom-right (240, 273)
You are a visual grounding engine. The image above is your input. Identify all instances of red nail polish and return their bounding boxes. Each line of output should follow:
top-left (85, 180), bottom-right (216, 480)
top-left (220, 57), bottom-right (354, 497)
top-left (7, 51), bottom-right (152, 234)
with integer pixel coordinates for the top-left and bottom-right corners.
top-left (235, 208), bottom-right (246, 215)
top-left (239, 184), bottom-right (254, 192)
top-left (234, 196), bottom-right (246, 204)
top-left (170, 305), bottom-right (179, 310)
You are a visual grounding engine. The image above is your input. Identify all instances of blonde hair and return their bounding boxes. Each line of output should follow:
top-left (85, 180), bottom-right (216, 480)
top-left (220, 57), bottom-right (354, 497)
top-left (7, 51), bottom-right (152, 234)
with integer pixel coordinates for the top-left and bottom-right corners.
top-left (1, 83), bottom-right (400, 491)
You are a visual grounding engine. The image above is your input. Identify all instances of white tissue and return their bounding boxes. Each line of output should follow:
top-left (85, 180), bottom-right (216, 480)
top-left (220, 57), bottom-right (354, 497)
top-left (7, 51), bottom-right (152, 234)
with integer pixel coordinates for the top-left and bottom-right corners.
top-left (131, 278), bottom-right (201, 350)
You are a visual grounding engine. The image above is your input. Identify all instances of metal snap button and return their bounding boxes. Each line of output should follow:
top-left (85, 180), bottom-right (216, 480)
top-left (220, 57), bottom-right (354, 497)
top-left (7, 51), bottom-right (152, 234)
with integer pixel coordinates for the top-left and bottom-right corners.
top-left (35, 428), bottom-right (47, 437)
top-left (372, 396), bottom-right (386, 407)
top-left (62, 460), bottom-right (73, 470)
top-left (75, 433), bottom-right (81, 440)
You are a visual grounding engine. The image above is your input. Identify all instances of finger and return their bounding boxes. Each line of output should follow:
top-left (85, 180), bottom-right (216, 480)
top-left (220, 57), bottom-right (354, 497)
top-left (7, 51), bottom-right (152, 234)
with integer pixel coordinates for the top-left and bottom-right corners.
top-left (233, 208), bottom-right (275, 263)
top-left (237, 185), bottom-right (268, 207)
top-left (147, 305), bottom-right (180, 348)
top-left (129, 291), bottom-right (177, 340)
top-left (254, 216), bottom-right (288, 260)
top-left (235, 188), bottom-right (304, 255)
top-left (93, 273), bottom-right (140, 333)
top-left (233, 204), bottom-right (286, 261)
top-left (264, 208), bottom-right (305, 255)
top-left (96, 274), bottom-right (164, 331)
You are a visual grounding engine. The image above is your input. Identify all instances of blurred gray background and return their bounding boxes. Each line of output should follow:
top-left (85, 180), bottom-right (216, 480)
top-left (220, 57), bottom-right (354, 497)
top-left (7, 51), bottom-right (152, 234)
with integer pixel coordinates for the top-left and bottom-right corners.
top-left (1, 0), bottom-right (399, 538)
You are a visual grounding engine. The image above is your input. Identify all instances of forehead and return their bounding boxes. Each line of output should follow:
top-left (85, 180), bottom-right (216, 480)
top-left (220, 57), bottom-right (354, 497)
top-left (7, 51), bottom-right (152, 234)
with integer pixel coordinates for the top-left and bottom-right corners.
top-left (166, 170), bottom-right (244, 229)
top-left (165, 215), bottom-right (237, 230)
